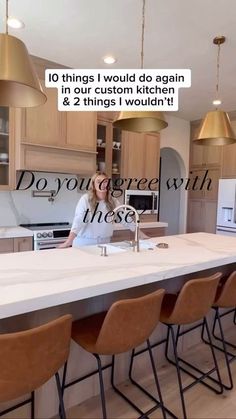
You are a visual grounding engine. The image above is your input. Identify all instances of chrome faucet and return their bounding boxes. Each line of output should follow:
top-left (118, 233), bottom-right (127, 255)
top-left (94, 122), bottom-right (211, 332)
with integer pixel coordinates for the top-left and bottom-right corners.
top-left (113, 204), bottom-right (140, 252)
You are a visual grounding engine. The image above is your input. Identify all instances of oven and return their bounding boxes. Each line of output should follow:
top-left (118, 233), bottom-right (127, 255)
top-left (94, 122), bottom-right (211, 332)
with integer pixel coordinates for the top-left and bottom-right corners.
top-left (124, 189), bottom-right (159, 215)
top-left (20, 223), bottom-right (71, 250)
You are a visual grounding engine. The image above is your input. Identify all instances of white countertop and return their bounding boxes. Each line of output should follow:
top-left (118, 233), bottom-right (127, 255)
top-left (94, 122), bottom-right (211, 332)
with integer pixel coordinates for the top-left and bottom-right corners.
top-left (0, 232), bottom-right (236, 320)
top-left (0, 226), bottom-right (34, 239)
top-left (114, 221), bottom-right (168, 230)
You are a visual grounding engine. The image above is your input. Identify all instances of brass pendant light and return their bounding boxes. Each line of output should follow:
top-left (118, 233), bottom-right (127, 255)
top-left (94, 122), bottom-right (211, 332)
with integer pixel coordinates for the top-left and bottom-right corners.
top-left (0, 0), bottom-right (47, 107)
top-left (113, 0), bottom-right (168, 133)
top-left (194, 36), bottom-right (236, 145)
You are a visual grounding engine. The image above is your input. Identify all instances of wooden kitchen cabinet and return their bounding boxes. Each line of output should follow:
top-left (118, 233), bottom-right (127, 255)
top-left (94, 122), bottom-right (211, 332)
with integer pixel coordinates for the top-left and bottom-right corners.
top-left (21, 80), bottom-right (62, 147)
top-left (222, 143), bottom-right (236, 177)
top-left (187, 200), bottom-right (217, 234)
top-left (111, 226), bottom-right (166, 242)
top-left (122, 131), bottom-right (160, 188)
top-left (188, 168), bottom-right (220, 201)
top-left (121, 131), bottom-right (146, 182)
top-left (13, 237), bottom-right (33, 252)
top-left (0, 237), bottom-right (33, 254)
top-left (143, 134), bottom-right (160, 182)
top-left (65, 112), bottom-right (96, 151)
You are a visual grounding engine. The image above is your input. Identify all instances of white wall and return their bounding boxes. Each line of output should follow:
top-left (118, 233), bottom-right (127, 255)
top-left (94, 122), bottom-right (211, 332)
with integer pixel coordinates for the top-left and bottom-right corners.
top-left (160, 114), bottom-right (190, 233)
top-left (160, 148), bottom-right (181, 235)
top-left (0, 171), bottom-right (85, 227)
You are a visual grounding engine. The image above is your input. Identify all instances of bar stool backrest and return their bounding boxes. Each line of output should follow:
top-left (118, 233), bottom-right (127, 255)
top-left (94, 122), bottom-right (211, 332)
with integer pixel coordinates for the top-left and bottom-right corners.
top-left (0, 314), bottom-right (72, 403)
top-left (214, 271), bottom-right (236, 308)
top-left (168, 272), bottom-right (222, 325)
top-left (95, 289), bottom-right (165, 355)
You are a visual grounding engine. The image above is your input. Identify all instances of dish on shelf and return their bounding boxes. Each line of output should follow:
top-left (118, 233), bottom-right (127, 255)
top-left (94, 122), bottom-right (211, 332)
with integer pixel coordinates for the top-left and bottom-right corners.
top-left (0, 152), bottom-right (9, 163)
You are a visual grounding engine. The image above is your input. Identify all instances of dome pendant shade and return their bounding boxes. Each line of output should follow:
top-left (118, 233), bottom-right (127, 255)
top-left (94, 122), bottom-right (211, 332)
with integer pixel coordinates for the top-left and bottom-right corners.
top-left (113, 111), bottom-right (168, 133)
top-left (194, 110), bottom-right (236, 146)
top-left (0, 33), bottom-right (47, 107)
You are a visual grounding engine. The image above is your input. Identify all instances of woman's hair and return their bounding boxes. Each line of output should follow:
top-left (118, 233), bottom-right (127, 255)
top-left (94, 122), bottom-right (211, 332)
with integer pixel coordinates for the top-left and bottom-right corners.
top-left (88, 172), bottom-right (116, 211)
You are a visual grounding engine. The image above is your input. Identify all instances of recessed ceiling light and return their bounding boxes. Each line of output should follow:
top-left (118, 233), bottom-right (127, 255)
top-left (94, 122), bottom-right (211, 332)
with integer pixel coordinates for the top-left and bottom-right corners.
top-left (212, 99), bottom-right (222, 106)
top-left (103, 56), bottom-right (117, 64)
top-left (7, 17), bottom-right (25, 29)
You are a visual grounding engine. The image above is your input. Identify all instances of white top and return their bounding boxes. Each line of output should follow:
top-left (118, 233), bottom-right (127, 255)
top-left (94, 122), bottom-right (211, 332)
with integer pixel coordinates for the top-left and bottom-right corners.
top-left (71, 194), bottom-right (135, 242)
top-left (0, 233), bottom-right (236, 319)
top-left (0, 227), bottom-right (33, 239)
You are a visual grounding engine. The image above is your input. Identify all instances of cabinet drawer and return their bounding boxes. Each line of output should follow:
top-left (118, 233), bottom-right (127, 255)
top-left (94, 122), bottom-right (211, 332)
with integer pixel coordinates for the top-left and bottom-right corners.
top-left (0, 238), bottom-right (14, 253)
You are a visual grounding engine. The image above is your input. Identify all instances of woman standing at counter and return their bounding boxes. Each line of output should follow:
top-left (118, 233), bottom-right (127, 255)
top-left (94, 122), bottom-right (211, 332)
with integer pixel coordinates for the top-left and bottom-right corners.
top-left (59, 171), bottom-right (139, 248)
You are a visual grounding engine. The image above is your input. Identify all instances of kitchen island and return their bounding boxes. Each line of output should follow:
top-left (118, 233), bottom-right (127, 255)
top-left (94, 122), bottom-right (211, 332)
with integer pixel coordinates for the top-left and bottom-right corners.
top-left (0, 232), bottom-right (236, 417)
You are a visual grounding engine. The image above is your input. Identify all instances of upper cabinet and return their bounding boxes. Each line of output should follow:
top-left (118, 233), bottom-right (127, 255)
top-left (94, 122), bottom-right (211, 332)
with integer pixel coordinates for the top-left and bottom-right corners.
top-left (21, 80), bottom-right (61, 147)
top-left (0, 107), bottom-right (15, 190)
top-left (13, 80), bottom-right (97, 177)
top-left (122, 131), bottom-right (160, 188)
top-left (222, 143), bottom-right (236, 178)
top-left (65, 111), bottom-right (96, 151)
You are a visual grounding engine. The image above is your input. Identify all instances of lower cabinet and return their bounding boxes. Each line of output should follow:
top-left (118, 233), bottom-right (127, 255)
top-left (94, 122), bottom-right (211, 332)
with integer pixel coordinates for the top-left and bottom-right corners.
top-left (187, 200), bottom-right (217, 234)
top-left (111, 227), bottom-right (166, 242)
top-left (0, 237), bottom-right (33, 254)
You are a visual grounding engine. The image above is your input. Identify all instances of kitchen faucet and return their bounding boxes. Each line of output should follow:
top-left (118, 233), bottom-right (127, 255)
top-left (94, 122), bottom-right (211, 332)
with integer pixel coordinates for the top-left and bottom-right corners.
top-left (113, 204), bottom-right (140, 252)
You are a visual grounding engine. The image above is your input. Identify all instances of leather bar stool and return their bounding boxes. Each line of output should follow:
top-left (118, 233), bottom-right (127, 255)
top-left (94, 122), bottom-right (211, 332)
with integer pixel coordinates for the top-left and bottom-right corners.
top-left (158, 272), bottom-right (223, 419)
top-left (69, 289), bottom-right (171, 419)
top-left (0, 314), bottom-right (72, 419)
top-left (202, 270), bottom-right (236, 390)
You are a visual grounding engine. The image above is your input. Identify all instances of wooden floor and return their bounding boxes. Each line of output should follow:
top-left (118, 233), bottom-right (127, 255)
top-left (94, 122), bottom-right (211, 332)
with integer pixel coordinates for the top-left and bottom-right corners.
top-left (65, 331), bottom-right (236, 419)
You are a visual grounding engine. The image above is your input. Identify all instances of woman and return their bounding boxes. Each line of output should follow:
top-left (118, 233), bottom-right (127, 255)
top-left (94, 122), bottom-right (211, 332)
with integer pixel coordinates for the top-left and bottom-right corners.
top-left (59, 171), bottom-right (138, 248)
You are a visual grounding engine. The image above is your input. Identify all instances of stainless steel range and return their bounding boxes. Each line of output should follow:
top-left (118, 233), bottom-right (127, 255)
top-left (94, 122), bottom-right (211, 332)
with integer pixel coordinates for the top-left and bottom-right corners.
top-left (20, 223), bottom-right (71, 250)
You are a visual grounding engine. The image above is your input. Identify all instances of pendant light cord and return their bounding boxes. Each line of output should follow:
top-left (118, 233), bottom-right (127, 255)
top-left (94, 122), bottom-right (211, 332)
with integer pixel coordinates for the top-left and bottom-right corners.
top-left (216, 41), bottom-right (221, 102)
top-left (140, 0), bottom-right (146, 69)
top-left (5, 0), bottom-right (9, 34)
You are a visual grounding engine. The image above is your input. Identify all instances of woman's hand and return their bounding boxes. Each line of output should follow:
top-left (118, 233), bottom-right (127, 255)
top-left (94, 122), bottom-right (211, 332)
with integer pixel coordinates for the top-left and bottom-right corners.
top-left (57, 231), bottom-right (77, 248)
top-left (58, 241), bottom-right (71, 249)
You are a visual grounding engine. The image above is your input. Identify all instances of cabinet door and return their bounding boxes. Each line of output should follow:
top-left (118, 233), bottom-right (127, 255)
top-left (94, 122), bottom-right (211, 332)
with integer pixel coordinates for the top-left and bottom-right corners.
top-left (143, 134), bottom-right (160, 188)
top-left (204, 168), bottom-right (220, 201)
top-left (13, 237), bottom-right (33, 252)
top-left (187, 200), bottom-right (204, 233)
top-left (21, 80), bottom-right (62, 147)
top-left (204, 145), bottom-right (222, 167)
top-left (188, 169), bottom-right (205, 200)
top-left (0, 238), bottom-right (14, 253)
top-left (65, 112), bottom-right (96, 151)
top-left (121, 131), bottom-right (145, 187)
top-left (222, 144), bottom-right (236, 177)
top-left (190, 124), bottom-right (205, 167)
top-left (204, 201), bottom-right (217, 234)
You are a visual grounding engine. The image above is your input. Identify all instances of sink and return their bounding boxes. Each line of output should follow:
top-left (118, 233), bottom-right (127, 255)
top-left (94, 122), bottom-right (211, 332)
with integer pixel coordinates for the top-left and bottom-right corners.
top-left (78, 240), bottom-right (157, 256)
top-left (79, 243), bottom-right (127, 256)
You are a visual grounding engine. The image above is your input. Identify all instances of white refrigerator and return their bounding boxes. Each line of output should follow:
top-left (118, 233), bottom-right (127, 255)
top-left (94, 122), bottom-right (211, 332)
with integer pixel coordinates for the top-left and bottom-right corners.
top-left (216, 179), bottom-right (236, 236)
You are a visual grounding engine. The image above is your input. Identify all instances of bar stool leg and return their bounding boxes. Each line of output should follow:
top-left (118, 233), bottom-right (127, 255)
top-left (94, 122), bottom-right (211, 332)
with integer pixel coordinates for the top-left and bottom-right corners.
top-left (94, 354), bottom-right (107, 419)
top-left (202, 310), bottom-right (234, 390)
top-left (146, 339), bottom-right (167, 419)
top-left (111, 354), bottom-right (144, 416)
top-left (166, 325), bottom-right (187, 419)
top-left (31, 391), bottom-right (35, 419)
top-left (203, 317), bottom-right (223, 393)
top-left (55, 372), bottom-right (66, 419)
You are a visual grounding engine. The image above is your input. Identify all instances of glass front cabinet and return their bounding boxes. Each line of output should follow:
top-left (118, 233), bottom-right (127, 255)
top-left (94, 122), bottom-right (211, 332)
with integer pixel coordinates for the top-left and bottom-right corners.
top-left (0, 107), bottom-right (14, 190)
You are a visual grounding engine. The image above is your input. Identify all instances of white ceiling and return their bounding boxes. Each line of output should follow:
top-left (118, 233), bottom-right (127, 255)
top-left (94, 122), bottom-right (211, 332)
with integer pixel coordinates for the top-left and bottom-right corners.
top-left (1, 0), bottom-right (236, 120)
